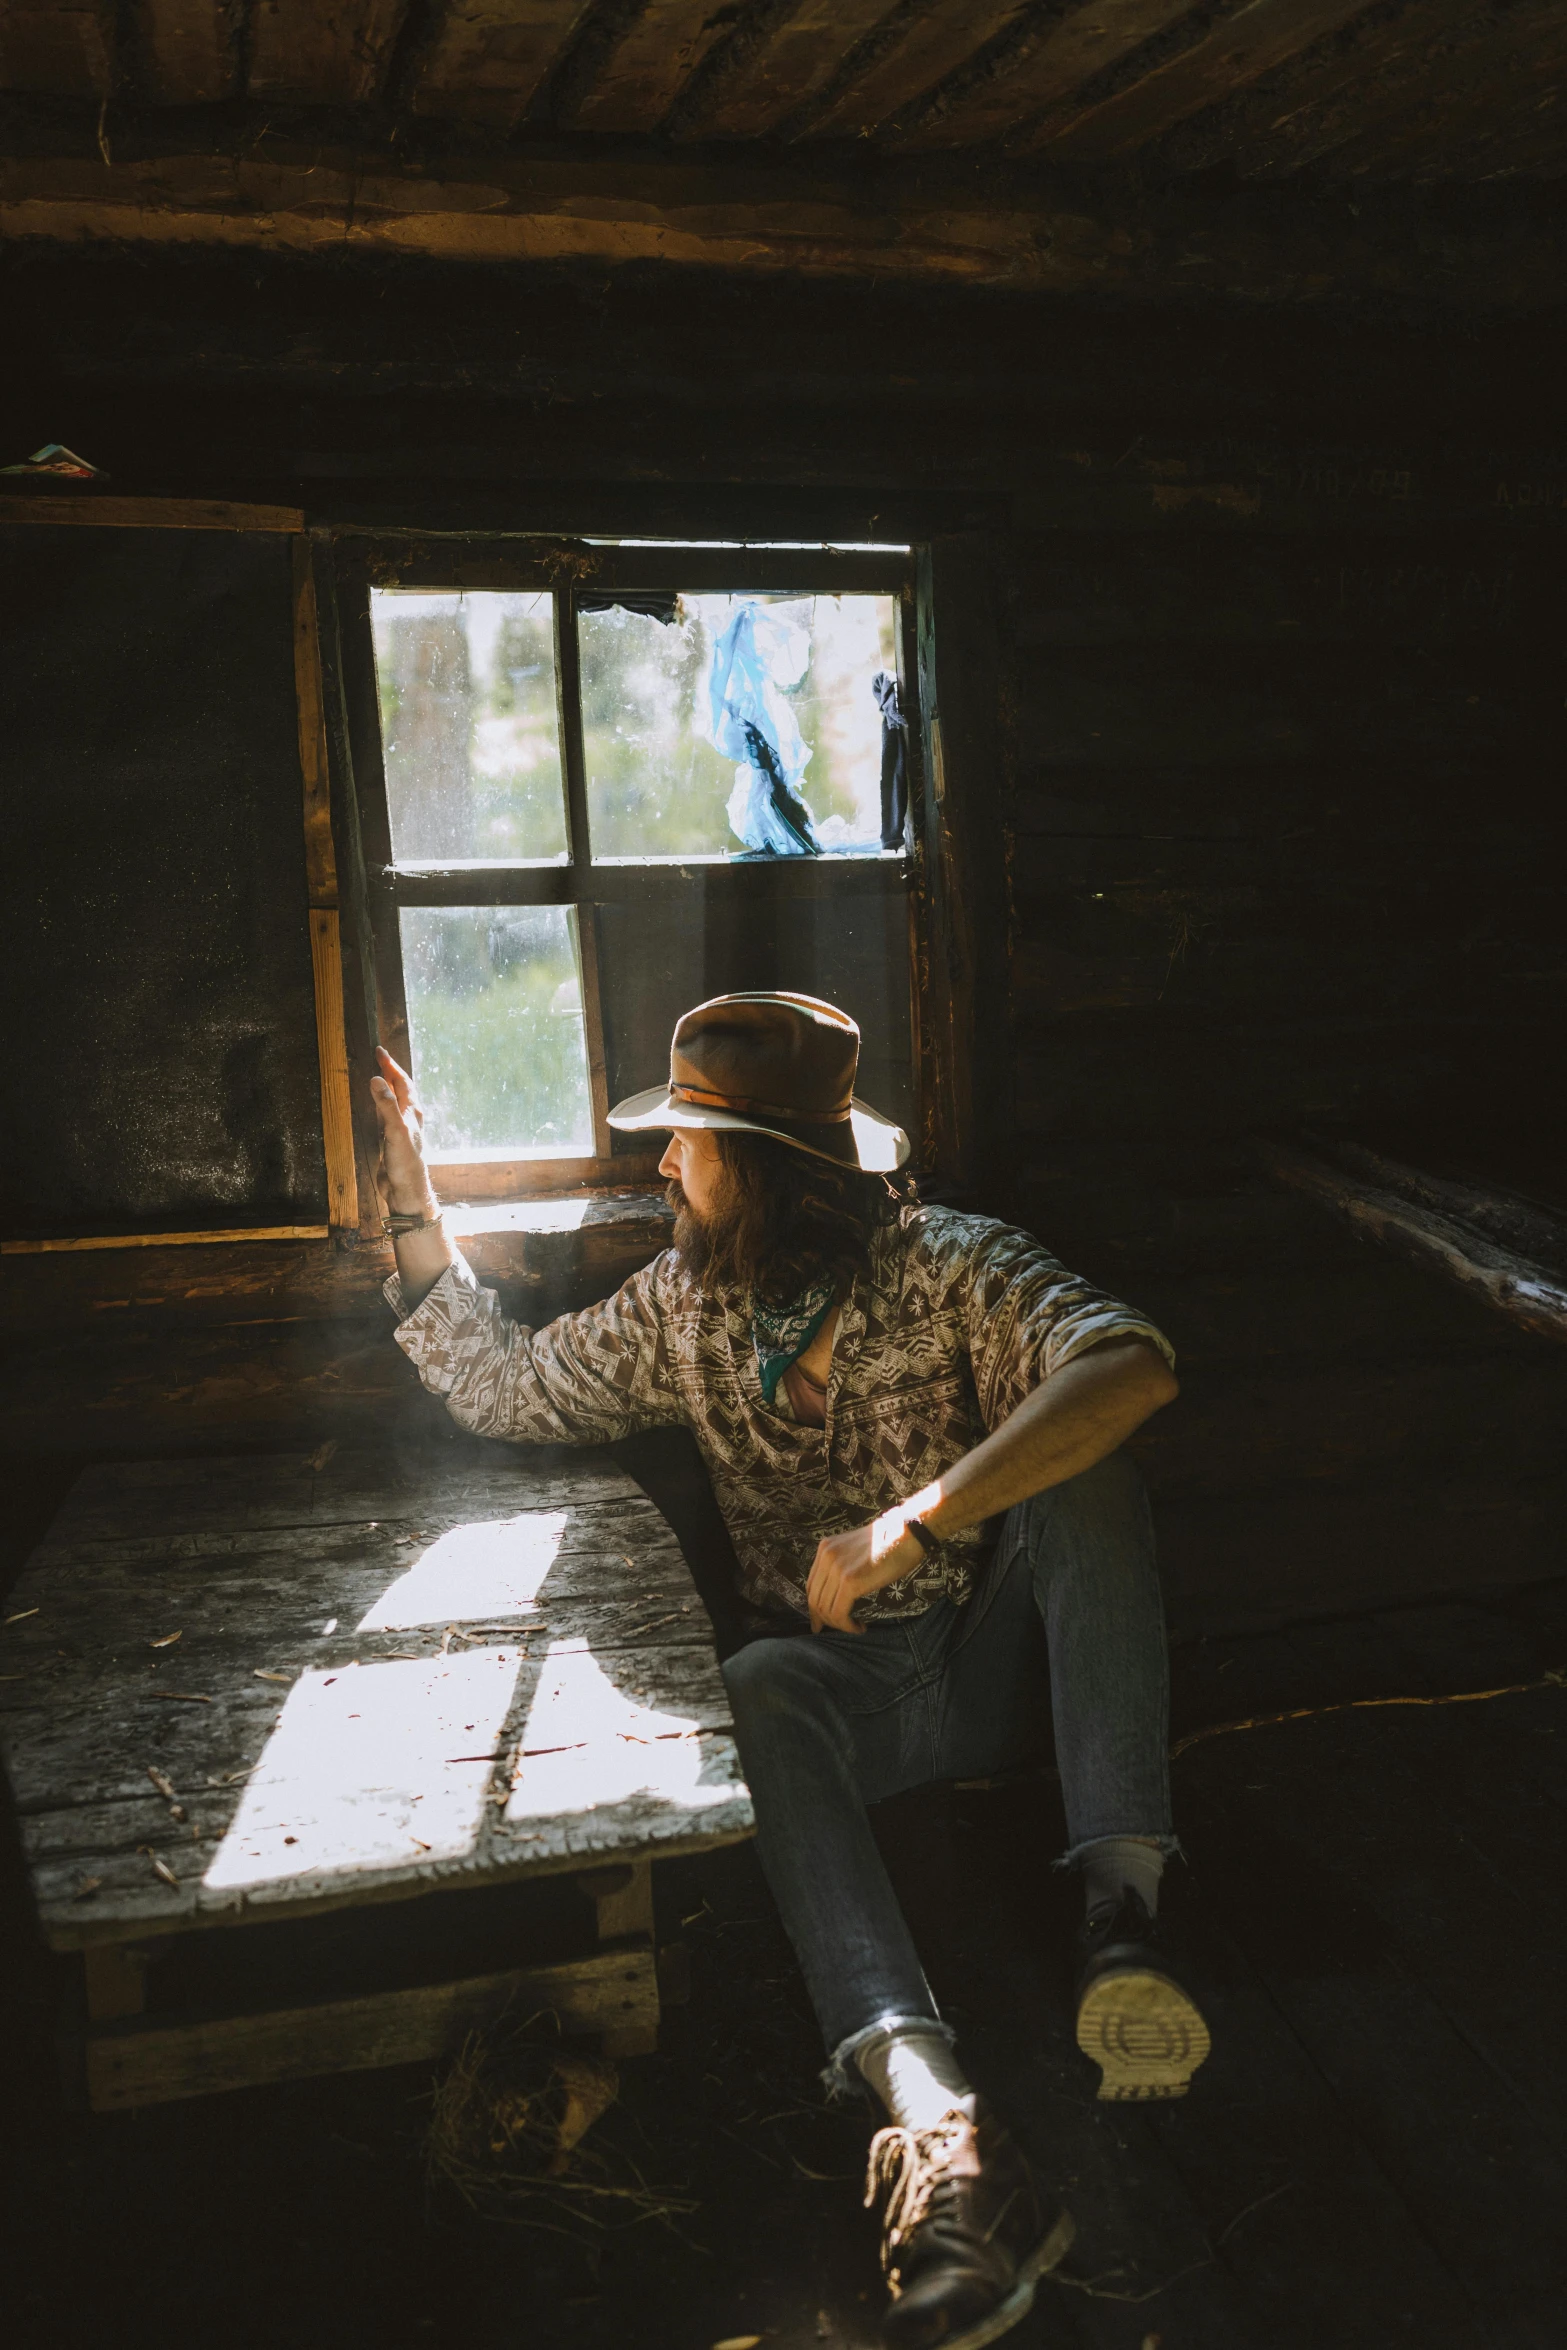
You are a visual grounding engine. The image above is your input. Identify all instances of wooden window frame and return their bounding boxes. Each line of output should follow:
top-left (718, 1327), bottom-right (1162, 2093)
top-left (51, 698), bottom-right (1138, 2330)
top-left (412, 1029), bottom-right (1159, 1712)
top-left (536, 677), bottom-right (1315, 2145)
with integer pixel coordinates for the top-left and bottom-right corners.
top-left (327, 535), bottom-right (922, 1202)
top-left (0, 500), bottom-right (1006, 1250)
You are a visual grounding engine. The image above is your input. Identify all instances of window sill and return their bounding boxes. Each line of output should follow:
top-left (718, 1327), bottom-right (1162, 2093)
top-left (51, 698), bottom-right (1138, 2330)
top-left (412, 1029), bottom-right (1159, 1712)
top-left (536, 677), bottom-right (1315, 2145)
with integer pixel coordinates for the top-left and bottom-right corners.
top-left (441, 1187), bottom-right (672, 1243)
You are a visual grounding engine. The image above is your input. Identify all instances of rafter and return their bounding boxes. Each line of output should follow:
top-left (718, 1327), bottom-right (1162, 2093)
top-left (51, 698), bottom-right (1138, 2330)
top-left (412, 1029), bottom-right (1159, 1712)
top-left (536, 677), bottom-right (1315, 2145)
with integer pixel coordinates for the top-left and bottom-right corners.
top-left (671, 0), bottom-right (891, 141)
top-left (410, 0), bottom-right (593, 126)
top-left (135, 2), bottom-right (242, 107)
top-left (795, 1), bottom-right (1024, 143)
top-left (568, 0), bottom-right (737, 133)
top-left (1310, 2), bottom-right (1567, 181)
top-left (1150, 0), bottom-right (1499, 183)
top-left (0, 2), bottom-right (115, 99)
top-left (895, 0), bottom-right (1199, 150)
top-left (1028, 0), bottom-right (1382, 160)
top-left (247, 0), bottom-right (409, 108)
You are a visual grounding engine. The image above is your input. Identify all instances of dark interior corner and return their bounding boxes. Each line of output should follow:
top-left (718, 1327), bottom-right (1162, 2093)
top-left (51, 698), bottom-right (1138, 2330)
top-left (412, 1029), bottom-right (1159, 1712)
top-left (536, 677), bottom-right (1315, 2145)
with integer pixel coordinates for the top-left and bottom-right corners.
top-left (2, 4), bottom-right (1566, 2345)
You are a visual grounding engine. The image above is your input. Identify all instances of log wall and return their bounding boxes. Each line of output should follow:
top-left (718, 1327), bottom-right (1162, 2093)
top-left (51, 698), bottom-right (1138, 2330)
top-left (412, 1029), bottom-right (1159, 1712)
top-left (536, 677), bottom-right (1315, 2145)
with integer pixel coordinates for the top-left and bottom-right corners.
top-left (3, 245), bottom-right (1565, 1632)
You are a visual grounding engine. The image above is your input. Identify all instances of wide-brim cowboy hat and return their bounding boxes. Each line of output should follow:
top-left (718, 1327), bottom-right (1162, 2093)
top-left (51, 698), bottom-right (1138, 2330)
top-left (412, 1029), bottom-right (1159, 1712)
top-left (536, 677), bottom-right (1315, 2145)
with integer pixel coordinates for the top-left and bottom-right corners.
top-left (607, 990), bottom-right (910, 1174)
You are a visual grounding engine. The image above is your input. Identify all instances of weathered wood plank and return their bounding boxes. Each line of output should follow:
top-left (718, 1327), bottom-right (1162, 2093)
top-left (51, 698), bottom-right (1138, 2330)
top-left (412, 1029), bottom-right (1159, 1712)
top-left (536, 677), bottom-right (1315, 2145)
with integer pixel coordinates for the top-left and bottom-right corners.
top-left (803, 1), bottom-right (1024, 142)
top-left (1261, 1141), bottom-right (1567, 1345)
top-left (45, 1445), bottom-right (641, 1537)
top-left (411, 0), bottom-right (592, 126)
top-left (0, 2), bottom-right (113, 97)
top-left (1030, 0), bottom-right (1381, 160)
top-left (906, 0), bottom-right (1198, 148)
top-left (1162, 0), bottom-right (1498, 181)
top-left (246, 0), bottom-right (406, 107)
top-left (137, 0), bottom-right (241, 106)
top-left (1009, 531), bottom-right (1543, 646)
top-left (1011, 638), bottom-right (1565, 775)
top-left (79, 1944), bottom-right (658, 2108)
top-left (1007, 436), bottom-right (1567, 537)
top-left (8, 146), bottom-right (1564, 310)
top-left (678, 1), bottom-right (891, 140)
top-left (1158, 1474), bottom-right (1567, 1636)
top-left (0, 1449), bottom-right (752, 1949)
top-left (0, 495), bottom-right (303, 530)
top-left (1316, 1142), bottom-right (1567, 1276)
top-left (1016, 1012), bottom-right (1559, 1153)
top-left (0, 1195), bottom-right (669, 1334)
top-left (1308, 0), bottom-right (1567, 185)
top-left (0, 1223), bottom-right (331, 1255)
top-left (569, 0), bottom-right (735, 133)
top-left (1010, 758), bottom-right (1560, 847)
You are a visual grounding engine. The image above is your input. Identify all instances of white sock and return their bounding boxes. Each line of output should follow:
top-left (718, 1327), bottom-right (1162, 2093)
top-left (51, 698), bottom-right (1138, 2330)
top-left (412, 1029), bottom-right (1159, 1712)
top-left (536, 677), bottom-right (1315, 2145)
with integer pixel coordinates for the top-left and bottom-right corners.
top-left (856, 2026), bottom-right (976, 2131)
top-left (1079, 1834), bottom-right (1165, 1921)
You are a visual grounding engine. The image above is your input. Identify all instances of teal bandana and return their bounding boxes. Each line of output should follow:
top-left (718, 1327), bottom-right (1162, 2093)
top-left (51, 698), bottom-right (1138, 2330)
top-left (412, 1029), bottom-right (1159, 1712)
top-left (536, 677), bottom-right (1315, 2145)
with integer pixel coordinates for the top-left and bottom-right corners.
top-left (752, 1278), bottom-right (836, 1407)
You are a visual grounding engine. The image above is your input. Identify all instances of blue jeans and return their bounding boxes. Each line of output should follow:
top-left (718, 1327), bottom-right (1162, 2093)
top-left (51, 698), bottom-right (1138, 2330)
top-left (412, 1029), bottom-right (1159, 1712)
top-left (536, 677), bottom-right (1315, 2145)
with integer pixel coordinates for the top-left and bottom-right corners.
top-left (720, 1452), bottom-right (1174, 2075)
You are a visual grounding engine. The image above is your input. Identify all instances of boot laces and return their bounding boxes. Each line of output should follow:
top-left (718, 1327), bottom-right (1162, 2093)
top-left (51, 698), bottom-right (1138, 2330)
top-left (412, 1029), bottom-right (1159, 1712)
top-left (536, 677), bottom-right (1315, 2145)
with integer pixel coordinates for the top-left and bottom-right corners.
top-left (864, 2114), bottom-right (973, 2276)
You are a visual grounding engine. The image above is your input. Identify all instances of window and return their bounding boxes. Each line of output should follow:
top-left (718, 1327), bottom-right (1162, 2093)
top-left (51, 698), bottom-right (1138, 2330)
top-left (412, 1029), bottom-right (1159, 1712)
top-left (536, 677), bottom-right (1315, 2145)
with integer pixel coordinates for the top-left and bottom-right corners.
top-left (342, 542), bottom-right (919, 1196)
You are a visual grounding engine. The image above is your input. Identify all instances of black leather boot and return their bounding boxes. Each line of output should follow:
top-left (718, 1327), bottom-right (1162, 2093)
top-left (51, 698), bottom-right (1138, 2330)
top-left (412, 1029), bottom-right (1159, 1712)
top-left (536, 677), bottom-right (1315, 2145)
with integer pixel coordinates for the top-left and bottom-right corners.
top-left (866, 2100), bottom-right (1074, 2349)
top-left (1075, 1888), bottom-right (1211, 2102)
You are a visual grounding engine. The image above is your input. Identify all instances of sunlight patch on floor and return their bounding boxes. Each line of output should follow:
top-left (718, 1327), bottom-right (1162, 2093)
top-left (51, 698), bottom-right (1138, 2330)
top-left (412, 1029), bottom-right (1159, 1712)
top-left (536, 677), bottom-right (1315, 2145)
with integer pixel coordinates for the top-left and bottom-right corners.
top-left (504, 1642), bottom-right (725, 1823)
top-left (355, 1512), bottom-right (570, 1631)
top-left (204, 1647), bottom-right (522, 1891)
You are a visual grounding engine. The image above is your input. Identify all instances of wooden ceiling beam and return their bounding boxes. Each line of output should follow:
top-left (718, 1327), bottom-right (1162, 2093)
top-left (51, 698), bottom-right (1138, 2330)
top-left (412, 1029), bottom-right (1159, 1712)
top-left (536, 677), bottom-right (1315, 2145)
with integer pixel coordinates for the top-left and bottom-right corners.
top-left (135, 2), bottom-right (242, 107)
top-left (1311, 5), bottom-right (1567, 182)
top-left (0, 2), bottom-right (115, 100)
top-left (1028, 0), bottom-right (1382, 160)
top-left (247, 0), bottom-right (409, 108)
top-left (794, 1), bottom-right (1025, 144)
top-left (1412, 98), bottom-right (1567, 184)
top-left (566, 0), bottom-right (738, 134)
top-left (669, 0), bottom-right (891, 141)
top-left (1151, 0), bottom-right (1496, 182)
top-left (2, 141), bottom-right (1565, 311)
top-left (892, 0), bottom-right (1200, 151)
top-left (410, 0), bottom-right (593, 126)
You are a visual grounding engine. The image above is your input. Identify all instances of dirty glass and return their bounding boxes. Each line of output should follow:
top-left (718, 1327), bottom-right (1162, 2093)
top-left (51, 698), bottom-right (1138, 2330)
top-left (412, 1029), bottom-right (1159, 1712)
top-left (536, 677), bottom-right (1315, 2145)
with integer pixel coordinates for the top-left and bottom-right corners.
top-left (579, 593), bottom-right (898, 861)
top-left (399, 906), bottom-right (591, 1159)
top-left (371, 591), bottom-right (567, 865)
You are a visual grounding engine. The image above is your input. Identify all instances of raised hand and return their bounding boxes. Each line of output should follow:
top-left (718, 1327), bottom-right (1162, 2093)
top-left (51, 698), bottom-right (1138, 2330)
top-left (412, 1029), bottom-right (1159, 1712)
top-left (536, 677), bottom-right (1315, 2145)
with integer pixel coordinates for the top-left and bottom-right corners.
top-left (370, 1046), bottom-right (437, 1217)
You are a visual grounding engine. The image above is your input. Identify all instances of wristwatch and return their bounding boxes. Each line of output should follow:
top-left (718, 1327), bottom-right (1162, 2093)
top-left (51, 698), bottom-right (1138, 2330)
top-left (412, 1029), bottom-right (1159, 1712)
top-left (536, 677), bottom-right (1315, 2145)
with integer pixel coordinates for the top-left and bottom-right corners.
top-left (381, 1207), bottom-right (444, 1237)
top-left (902, 1515), bottom-right (942, 1558)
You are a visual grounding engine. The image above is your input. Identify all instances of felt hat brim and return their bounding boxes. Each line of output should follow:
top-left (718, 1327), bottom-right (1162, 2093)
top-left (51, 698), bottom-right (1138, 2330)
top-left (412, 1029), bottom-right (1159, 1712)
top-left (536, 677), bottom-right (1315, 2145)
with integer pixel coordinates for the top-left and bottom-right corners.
top-left (607, 1083), bottom-right (910, 1173)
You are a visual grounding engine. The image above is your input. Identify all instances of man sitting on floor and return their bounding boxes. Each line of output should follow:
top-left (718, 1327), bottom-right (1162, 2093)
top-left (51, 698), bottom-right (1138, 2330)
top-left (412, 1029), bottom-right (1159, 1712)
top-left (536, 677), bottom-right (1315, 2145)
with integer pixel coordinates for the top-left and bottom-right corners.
top-left (371, 990), bottom-right (1207, 2350)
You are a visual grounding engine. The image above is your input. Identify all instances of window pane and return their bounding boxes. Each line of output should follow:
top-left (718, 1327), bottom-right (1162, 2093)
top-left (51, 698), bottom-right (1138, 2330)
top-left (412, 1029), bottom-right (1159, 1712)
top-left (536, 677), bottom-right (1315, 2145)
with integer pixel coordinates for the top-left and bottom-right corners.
top-left (400, 906), bottom-right (592, 1159)
top-left (596, 887), bottom-right (914, 1159)
top-left (580, 593), bottom-right (898, 861)
top-left (371, 591), bottom-right (567, 865)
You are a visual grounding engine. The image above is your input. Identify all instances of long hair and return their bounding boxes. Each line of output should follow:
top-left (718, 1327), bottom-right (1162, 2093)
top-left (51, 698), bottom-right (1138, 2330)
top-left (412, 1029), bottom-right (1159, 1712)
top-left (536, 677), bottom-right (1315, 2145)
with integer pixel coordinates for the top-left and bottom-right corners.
top-left (670, 1131), bottom-right (912, 1302)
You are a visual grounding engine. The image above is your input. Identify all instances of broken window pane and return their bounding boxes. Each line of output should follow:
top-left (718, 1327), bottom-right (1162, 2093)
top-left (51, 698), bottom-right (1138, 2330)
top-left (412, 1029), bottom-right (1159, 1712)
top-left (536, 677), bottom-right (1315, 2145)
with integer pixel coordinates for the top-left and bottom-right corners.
top-left (580, 593), bottom-right (898, 861)
top-left (399, 906), bottom-right (591, 1159)
top-left (371, 591), bottom-right (567, 866)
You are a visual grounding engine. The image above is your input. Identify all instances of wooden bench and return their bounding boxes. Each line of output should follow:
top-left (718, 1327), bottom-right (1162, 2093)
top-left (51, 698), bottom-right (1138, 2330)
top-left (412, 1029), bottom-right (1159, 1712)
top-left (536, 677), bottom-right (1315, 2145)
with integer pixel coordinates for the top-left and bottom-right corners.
top-left (0, 1441), bottom-right (754, 2110)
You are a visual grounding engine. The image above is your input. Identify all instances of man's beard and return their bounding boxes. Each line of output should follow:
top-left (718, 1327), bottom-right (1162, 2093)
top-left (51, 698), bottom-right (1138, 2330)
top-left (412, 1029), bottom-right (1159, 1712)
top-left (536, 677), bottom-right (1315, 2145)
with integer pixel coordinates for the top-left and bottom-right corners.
top-left (667, 1176), bottom-right (748, 1289)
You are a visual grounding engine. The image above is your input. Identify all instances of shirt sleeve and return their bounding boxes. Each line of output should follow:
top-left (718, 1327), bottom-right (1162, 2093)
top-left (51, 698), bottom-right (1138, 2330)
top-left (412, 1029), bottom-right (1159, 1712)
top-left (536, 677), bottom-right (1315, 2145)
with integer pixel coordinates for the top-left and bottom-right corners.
top-left (385, 1251), bottom-right (685, 1446)
top-left (947, 1217), bottom-right (1175, 1431)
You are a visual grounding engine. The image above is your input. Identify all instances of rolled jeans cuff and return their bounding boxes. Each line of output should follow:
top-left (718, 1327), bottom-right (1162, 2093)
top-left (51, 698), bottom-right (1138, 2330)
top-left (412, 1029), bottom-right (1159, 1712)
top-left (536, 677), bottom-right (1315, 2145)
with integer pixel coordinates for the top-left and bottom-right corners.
top-left (1054, 1833), bottom-right (1185, 1871)
top-left (820, 2010), bottom-right (958, 2102)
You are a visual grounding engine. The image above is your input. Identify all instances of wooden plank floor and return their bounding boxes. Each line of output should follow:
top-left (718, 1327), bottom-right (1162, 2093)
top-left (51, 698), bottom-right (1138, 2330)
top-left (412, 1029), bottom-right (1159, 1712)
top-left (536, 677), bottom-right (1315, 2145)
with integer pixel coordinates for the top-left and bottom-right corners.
top-left (0, 1440), bottom-right (752, 1950)
top-left (1, 1561), bottom-right (1564, 2345)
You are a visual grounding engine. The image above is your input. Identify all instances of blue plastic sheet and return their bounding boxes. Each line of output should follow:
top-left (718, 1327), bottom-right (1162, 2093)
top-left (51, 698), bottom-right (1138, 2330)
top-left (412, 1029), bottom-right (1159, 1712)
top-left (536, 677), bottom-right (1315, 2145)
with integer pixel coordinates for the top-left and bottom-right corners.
top-left (703, 602), bottom-right (822, 856)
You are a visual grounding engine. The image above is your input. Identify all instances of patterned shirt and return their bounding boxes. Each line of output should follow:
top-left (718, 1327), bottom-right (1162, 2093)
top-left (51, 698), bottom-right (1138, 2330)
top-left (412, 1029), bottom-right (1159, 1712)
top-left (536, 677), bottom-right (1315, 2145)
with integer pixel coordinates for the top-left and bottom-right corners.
top-left (387, 1206), bottom-right (1173, 1623)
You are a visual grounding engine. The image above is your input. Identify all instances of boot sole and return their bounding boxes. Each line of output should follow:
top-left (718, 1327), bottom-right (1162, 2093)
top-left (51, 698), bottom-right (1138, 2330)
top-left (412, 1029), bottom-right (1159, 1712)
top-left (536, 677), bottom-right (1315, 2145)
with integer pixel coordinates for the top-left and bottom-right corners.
top-left (1076, 1965), bottom-right (1211, 2101)
top-left (901, 2210), bottom-right (1077, 2350)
